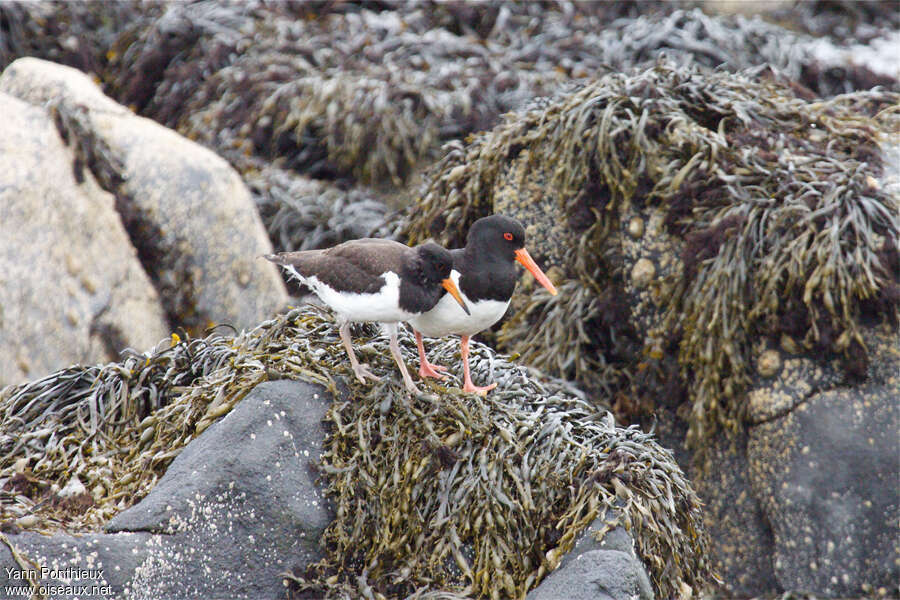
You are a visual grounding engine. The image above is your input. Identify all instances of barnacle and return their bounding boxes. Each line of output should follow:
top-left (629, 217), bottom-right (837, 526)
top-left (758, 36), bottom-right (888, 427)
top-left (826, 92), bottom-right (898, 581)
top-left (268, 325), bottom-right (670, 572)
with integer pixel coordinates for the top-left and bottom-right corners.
top-left (1, 306), bottom-right (714, 598)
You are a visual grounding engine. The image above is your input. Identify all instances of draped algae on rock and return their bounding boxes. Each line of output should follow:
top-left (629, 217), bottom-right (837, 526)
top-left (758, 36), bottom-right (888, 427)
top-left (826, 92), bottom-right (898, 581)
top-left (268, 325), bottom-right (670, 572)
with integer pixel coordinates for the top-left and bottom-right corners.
top-left (1, 306), bottom-right (714, 598)
top-left (402, 62), bottom-right (899, 449)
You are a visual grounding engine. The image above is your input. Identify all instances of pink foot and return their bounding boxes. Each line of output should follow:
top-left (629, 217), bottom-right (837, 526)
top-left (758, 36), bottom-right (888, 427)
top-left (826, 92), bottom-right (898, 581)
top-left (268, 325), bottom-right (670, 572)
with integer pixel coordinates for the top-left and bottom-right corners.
top-left (418, 360), bottom-right (448, 380)
top-left (460, 334), bottom-right (497, 395)
top-left (414, 329), bottom-right (447, 380)
top-left (462, 380), bottom-right (497, 396)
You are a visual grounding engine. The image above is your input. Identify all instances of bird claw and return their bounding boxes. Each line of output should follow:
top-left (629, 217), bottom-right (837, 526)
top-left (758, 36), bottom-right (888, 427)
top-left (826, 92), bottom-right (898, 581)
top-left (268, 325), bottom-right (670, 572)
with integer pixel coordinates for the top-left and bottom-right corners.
top-left (404, 380), bottom-right (423, 395)
top-left (352, 363), bottom-right (379, 384)
top-left (418, 361), bottom-right (448, 380)
top-left (463, 381), bottom-right (498, 396)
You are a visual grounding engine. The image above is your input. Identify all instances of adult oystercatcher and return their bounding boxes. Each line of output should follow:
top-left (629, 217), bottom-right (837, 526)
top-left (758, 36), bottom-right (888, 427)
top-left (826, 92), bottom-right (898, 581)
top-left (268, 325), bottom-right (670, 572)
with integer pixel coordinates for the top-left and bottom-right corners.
top-left (265, 239), bottom-right (470, 394)
top-left (409, 215), bottom-right (558, 395)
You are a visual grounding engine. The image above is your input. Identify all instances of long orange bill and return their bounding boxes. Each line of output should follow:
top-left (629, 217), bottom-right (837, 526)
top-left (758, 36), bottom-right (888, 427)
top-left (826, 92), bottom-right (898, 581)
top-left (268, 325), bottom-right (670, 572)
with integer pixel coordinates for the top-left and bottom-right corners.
top-left (514, 248), bottom-right (558, 296)
top-left (442, 278), bottom-right (471, 315)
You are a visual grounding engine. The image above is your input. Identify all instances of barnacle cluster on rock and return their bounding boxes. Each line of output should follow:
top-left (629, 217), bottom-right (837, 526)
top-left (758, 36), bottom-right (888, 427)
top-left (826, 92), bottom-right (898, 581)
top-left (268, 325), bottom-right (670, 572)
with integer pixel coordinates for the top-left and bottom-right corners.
top-left (402, 61), bottom-right (899, 448)
top-left (0, 306), bottom-right (714, 598)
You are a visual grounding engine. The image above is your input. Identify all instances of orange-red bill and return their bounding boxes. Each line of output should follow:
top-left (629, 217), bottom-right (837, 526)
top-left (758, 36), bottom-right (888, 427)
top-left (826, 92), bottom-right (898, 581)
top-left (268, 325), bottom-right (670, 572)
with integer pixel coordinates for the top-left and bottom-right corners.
top-left (514, 248), bottom-right (558, 296)
top-left (442, 278), bottom-right (471, 315)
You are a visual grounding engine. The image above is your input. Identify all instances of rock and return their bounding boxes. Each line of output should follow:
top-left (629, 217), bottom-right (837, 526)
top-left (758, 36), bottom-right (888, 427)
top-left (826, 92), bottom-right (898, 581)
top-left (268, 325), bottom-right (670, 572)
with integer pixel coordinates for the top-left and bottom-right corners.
top-left (0, 91), bottom-right (168, 387)
top-left (670, 327), bottom-right (899, 598)
top-left (747, 326), bottom-right (899, 595)
top-left (529, 551), bottom-right (654, 600)
top-left (403, 63), bottom-right (898, 596)
top-left (0, 531), bottom-right (156, 597)
top-left (691, 429), bottom-right (780, 596)
top-left (106, 379), bottom-right (333, 598)
top-left (0, 57), bottom-right (289, 336)
top-left (527, 514), bottom-right (654, 600)
top-left (0, 371), bottom-right (672, 600)
top-left (746, 352), bottom-right (844, 424)
top-left (0, 379), bottom-right (333, 599)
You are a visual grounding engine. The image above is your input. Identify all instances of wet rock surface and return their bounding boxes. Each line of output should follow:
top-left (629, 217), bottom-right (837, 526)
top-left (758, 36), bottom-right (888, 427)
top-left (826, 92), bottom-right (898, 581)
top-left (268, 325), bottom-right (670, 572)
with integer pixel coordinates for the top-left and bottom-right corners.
top-left (1, 379), bottom-right (333, 600)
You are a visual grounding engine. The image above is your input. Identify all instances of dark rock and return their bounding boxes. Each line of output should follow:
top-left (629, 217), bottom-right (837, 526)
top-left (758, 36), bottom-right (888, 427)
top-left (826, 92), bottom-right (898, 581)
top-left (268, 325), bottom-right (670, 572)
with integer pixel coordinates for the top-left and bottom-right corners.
top-left (527, 514), bottom-right (654, 600)
top-left (747, 326), bottom-right (899, 596)
top-left (0, 531), bottom-right (154, 598)
top-left (528, 551), bottom-right (653, 600)
top-left (1, 379), bottom-right (333, 599)
top-left (692, 430), bottom-right (779, 596)
top-left (106, 379), bottom-right (333, 598)
top-left (0, 90), bottom-right (168, 387)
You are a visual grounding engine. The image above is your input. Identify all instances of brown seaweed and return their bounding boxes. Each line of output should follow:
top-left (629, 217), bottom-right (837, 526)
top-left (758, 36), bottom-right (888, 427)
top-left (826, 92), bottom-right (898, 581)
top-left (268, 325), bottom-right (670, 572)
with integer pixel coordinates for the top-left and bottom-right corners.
top-left (0, 306), bottom-right (715, 598)
top-left (401, 62), bottom-right (899, 449)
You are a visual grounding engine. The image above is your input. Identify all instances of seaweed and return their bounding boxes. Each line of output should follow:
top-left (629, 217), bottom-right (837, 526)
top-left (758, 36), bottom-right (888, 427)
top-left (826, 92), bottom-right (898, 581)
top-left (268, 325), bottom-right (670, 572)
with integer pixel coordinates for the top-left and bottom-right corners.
top-left (247, 166), bottom-right (395, 254)
top-left (401, 61), bottom-right (899, 449)
top-left (0, 306), bottom-right (714, 598)
top-left (4, 2), bottom-right (893, 200)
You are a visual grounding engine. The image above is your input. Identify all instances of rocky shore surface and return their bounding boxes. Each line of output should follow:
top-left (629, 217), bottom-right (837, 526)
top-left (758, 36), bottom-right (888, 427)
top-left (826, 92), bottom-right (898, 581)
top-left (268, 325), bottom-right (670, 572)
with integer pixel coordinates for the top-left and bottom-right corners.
top-left (1, 2), bottom-right (897, 598)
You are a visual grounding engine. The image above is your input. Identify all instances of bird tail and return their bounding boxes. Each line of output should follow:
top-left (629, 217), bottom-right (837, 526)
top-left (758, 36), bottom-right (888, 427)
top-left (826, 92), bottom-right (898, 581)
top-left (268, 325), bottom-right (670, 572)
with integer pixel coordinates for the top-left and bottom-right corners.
top-left (262, 252), bottom-right (316, 286)
top-left (263, 253), bottom-right (287, 265)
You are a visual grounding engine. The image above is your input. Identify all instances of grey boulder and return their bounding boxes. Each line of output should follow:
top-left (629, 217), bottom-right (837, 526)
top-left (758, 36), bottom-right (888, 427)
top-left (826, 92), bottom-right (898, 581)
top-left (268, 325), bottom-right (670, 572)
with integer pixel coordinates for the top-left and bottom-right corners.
top-left (0, 379), bottom-right (333, 599)
top-left (747, 326), bottom-right (900, 596)
top-left (527, 515), bottom-right (654, 600)
top-left (0, 57), bottom-right (288, 337)
top-left (0, 91), bottom-right (169, 387)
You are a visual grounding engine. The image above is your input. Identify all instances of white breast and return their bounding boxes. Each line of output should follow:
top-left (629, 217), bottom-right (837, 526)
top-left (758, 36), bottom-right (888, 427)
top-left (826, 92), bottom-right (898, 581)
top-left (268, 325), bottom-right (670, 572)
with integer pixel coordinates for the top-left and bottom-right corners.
top-left (283, 266), bottom-right (415, 323)
top-left (409, 286), bottom-right (509, 337)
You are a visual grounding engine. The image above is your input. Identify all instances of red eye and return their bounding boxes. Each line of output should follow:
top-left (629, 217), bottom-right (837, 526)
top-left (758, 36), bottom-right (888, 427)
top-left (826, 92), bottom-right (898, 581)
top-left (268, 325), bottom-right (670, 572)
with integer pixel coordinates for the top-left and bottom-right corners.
top-left (503, 232), bottom-right (513, 241)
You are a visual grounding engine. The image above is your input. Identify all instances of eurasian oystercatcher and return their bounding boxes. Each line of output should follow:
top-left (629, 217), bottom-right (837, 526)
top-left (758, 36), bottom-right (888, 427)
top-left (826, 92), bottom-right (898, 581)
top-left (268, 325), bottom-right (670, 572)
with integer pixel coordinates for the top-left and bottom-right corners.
top-left (265, 239), bottom-right (470, 394)
top-left (409, 215), bottom-right (558, 394)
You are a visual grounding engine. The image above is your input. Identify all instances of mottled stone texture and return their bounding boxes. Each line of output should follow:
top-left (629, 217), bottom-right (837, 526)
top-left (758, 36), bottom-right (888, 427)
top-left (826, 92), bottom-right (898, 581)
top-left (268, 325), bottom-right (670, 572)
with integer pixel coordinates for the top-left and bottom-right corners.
top-left (0, 91), bottom-right (168, 387)
top-left (1, 380), bottom-right (334, 600)
top-left (748, 327), bottom-right (899, 596)
top-left (0, 57), bottom-right (288, 338)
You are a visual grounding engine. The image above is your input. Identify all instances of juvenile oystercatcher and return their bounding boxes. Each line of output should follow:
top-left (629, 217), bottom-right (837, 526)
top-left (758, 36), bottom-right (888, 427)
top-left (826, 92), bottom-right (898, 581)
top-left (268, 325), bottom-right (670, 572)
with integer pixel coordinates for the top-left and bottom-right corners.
top-left (265, 239), bottom-right (470, 394)
top-left (409, 215), bottom-right (558, 395)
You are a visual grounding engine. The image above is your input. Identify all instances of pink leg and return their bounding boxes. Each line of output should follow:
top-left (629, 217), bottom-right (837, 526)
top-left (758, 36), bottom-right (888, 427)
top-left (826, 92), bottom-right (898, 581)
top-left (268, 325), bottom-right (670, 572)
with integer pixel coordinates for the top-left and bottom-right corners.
top-left (386, 323), bottom-right (421, 395)
top-left (339, 322), bottom-right (378, 384)
top-left (460, 335), bottom-right (497, 395)
top-left (415, 330), bottom-right (448, 380)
